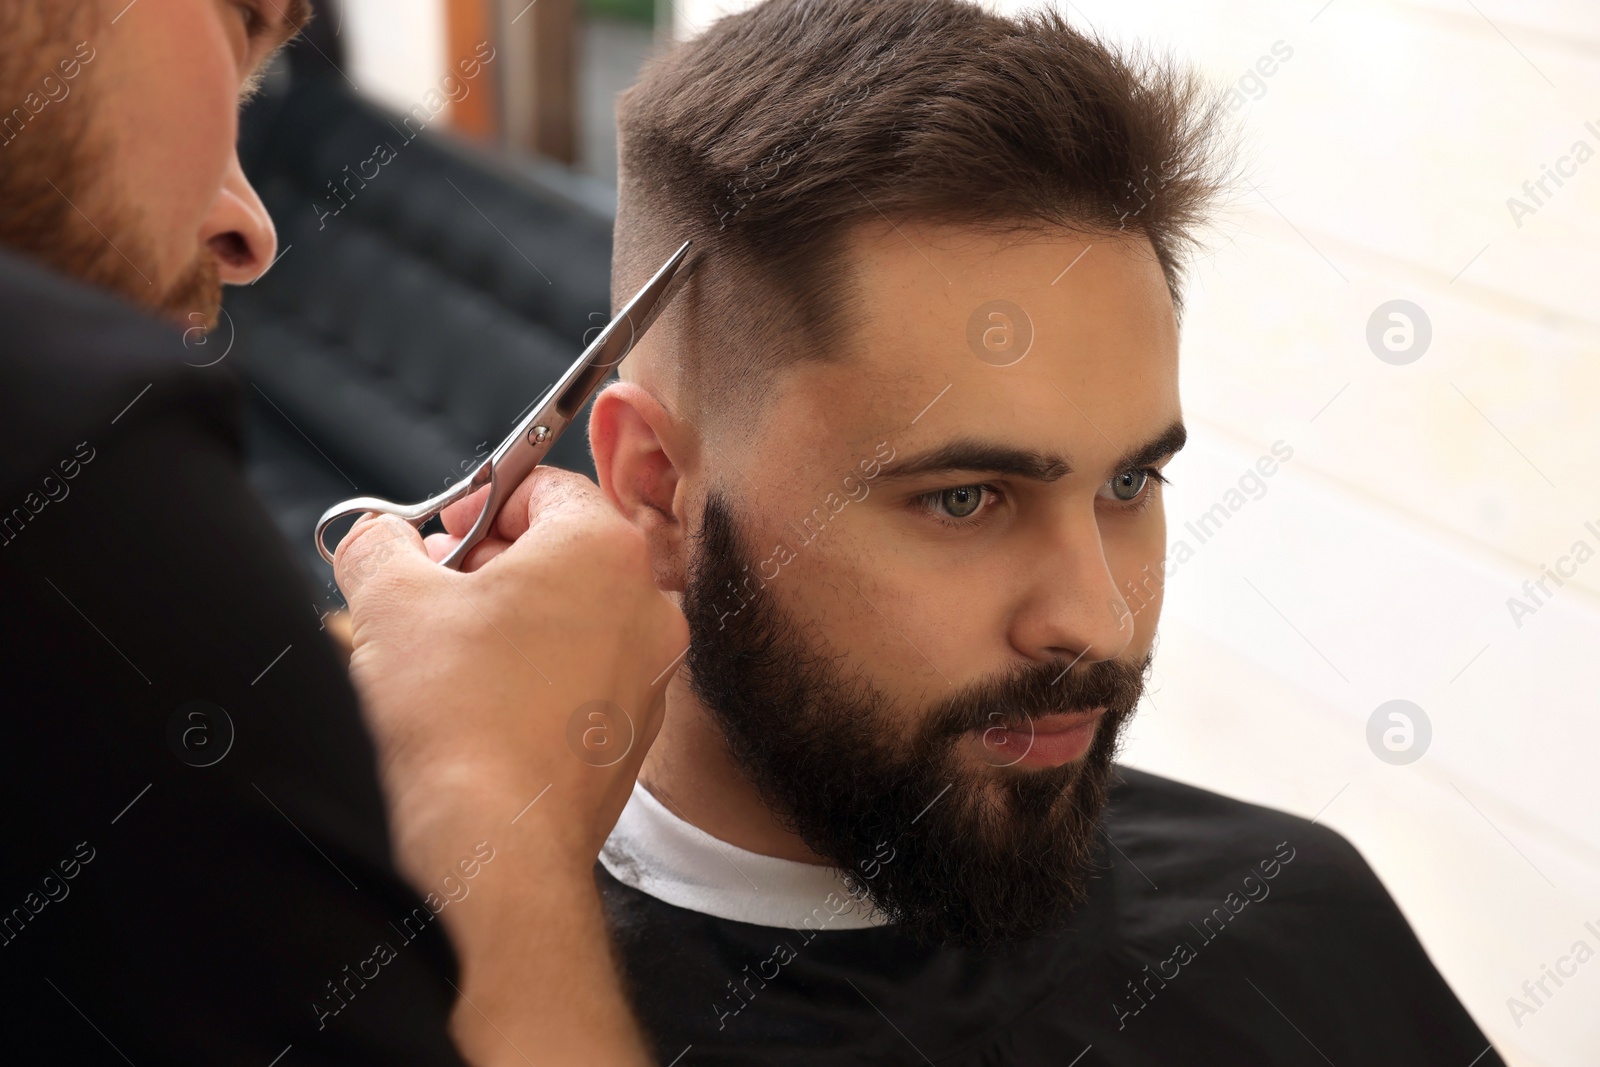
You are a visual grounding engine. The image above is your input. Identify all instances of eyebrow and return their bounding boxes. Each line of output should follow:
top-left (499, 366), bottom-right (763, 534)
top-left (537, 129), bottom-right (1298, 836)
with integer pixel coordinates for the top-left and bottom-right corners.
top-left (876, 420), bottom-right (1187, 484)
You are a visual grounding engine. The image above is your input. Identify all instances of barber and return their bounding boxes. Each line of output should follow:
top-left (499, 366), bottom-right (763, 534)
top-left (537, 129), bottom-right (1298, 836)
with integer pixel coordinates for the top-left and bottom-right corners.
top-left (0, 1), bottom-right (679, 1063)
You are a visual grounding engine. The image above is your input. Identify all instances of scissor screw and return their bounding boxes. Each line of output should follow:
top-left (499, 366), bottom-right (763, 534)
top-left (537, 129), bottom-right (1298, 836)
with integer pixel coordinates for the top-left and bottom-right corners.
top-left (528, 425), bottom-right (551, 445)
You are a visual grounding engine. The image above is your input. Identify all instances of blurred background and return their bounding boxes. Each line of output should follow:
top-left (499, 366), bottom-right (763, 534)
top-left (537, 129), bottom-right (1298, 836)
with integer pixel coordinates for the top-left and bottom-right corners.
top-left (228, 2), bottom-right (1599, 1064)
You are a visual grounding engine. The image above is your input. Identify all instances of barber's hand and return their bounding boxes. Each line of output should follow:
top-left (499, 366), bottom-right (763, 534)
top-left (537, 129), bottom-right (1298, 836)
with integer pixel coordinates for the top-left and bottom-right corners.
top-left (424, 474), bottom-right (565, 570)
top-left (333, 468), bottom-right (681, 1066)
top-left (334, 467), bottom-right (685, 875)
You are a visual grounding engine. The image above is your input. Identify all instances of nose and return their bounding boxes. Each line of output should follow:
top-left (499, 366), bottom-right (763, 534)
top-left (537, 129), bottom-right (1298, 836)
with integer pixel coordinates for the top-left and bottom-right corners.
top-left (199, 152), bottom-right (277, 285)
top-left (1009, 508), bottom-right (1136, 668)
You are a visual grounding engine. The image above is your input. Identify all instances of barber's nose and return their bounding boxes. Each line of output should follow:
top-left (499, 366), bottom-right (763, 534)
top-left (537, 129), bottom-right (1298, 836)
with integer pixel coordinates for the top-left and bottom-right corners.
top-left (200, 152), bottom-right (277, 285)
top-left (1011, 512), bottom-right (1135, 667)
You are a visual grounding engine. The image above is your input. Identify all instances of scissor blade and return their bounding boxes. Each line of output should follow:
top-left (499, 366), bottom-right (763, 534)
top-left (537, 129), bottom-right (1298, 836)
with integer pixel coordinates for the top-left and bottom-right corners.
top-left (314, 240), bottom-right (694, 570)
top-left (553, 239), bottom-right (693, 420)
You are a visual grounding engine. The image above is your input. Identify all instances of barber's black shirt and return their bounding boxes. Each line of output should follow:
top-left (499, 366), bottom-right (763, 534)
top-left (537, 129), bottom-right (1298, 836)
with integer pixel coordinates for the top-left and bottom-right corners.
top-left (0, 251), bottom-right (467, 1066)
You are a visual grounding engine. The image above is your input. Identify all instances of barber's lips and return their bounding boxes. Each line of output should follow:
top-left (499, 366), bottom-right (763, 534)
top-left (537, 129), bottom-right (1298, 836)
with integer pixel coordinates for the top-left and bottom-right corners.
top-left (971, 707), bottom-right (1107, 769)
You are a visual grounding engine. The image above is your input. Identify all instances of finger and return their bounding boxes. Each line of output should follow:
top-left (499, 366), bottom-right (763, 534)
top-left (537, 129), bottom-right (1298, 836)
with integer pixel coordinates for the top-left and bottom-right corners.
top-left (461, 467), bottom-right (553, 545)
top-left (425, 530), bottom-right (515, 571)
top-left (452, 465), bottom-right (609, 547)
top-left (484, 473), bottom-right (539, 543)
top-left (439, 483), bottom-right (493, 539)
top-left (440, 473), bottom-right (562, 546)
top-left (423, 531), bottom-right (459, 564)
top-left (518, 466), bottom-right (617, 540)
top-left (475, 470), bottom-right (628, 585)
top-left (461, 538), bottom-right (513, 572)
top-left (333, 513), bottom-right (434, 607)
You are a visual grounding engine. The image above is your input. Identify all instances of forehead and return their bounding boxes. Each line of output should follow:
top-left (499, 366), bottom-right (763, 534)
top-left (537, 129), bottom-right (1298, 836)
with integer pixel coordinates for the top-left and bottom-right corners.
top-left (764, 220), bottom-right (1181, 471)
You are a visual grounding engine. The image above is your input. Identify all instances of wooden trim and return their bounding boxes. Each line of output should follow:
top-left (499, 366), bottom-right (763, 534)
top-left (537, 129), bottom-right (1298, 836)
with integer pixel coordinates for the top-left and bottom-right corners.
top-left (500, 0), bottom-right (579, 164)
top-left (534, 0), bottom-right (578, 163)
top-left (446, 0), bottom-right (501, 142)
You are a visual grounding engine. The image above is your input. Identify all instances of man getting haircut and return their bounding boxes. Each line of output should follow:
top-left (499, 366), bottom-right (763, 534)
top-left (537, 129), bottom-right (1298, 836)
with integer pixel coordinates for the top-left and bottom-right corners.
top-left (586, 0), bottom-right (1504, 1062)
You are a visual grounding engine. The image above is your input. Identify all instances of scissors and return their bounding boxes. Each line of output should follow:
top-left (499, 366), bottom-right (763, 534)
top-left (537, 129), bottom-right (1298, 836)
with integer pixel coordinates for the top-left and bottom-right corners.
top-left (315, 239), bottom-right (694, 569)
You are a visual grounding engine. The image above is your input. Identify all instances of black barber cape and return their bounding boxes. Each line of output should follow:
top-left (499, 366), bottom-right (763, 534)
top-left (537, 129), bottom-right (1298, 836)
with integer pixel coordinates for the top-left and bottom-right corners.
top-left (0, 251), bottom-right (467, 1066)
top-left (600, 768), bottom-right (1504, 1066)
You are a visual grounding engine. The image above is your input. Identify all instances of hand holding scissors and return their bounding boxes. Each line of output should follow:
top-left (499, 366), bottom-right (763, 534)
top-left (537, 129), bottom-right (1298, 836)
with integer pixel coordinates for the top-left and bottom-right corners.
top-left (315, 240), bottom-right (693, 569)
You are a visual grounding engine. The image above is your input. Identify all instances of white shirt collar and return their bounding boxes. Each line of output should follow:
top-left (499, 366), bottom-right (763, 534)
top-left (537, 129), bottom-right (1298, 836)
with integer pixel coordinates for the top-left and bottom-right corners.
top-left (600, 781), bottom-right (889, 930)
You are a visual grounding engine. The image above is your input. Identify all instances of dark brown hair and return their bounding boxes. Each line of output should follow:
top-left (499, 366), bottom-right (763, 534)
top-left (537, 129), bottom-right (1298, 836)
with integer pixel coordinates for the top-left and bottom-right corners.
top-left (614, 0), bottom-right (1230, 418)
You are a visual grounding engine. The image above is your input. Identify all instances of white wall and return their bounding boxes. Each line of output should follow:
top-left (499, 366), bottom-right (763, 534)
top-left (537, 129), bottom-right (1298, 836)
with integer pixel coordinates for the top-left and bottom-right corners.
top-left (341, 0), bottom-right (449, 117)
top-left (671, 2), bottom-right (1600, 1064)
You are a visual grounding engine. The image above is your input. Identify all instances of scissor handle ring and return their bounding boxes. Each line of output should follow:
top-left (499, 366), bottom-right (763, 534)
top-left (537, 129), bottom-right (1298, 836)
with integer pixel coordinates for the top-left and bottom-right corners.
top-left (314, 496), bottom-right (423, 567)
top-left (314, 463), bottom-right (492, 569)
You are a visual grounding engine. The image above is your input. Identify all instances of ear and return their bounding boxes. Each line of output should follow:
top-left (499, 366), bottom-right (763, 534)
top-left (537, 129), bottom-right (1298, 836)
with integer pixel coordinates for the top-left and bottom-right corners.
top-left (589, 381), bottom-right (690, 592)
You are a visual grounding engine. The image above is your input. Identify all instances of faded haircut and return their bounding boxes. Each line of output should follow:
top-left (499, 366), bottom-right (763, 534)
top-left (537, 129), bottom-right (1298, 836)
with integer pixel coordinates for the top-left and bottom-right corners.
top-left (613, 0), bottom-right (1231, 426)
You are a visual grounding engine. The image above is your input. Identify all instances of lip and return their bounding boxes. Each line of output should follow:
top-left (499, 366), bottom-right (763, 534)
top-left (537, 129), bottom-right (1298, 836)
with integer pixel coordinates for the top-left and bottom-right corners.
top-left (970, 707), bottom-right (1107, 769)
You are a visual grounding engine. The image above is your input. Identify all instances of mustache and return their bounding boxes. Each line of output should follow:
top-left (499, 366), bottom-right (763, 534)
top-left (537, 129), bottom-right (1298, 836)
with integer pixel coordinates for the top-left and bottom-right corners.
top-left (923, 652), bottom-right (1150, 740)
top-left (158, 251), bottom-right (223, 328)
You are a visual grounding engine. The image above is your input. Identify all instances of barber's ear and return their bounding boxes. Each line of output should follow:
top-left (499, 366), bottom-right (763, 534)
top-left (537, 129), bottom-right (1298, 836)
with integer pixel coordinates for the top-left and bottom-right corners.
top-left (589, 381), bottom-right (688, 592)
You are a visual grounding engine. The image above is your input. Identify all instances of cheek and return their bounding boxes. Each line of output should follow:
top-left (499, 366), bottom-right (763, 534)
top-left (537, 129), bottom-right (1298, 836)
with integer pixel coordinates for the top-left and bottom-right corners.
top-left (1107, 511), bottom-right (1168, 637)
top-left (100, 5), bottom-right (239, 279)
top-left (790, 525), bottom-right (956, 712)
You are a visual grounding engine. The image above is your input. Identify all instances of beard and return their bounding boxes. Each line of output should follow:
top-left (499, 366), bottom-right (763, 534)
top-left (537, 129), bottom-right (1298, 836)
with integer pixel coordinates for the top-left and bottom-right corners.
top-left (0, 2), bottom-right (222, 327)
top-left (681, 490), bottom-right (1150, 948)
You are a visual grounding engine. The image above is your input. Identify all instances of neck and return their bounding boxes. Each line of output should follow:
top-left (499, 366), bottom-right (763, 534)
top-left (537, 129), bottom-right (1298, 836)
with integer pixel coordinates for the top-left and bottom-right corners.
top-left (638, 673), bottom-right (831, 865)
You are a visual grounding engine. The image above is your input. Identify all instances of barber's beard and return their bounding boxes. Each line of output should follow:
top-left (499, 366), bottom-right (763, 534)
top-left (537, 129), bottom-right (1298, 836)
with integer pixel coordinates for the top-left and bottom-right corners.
top-left (0, 4), bottom-right (222, 327)
top-left (682, 491), bottom-right (1149, 948)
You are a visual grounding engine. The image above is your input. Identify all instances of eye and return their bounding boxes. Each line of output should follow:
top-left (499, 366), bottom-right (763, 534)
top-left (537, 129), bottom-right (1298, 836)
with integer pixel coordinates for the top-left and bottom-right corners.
top-left (916, 484), bottom-right (999, 527)
top-left (1098, 467), bottom-right (1167, 509)
top-left (1110, 469), bottom-right (1146, 501)
top-left (939, 486), bottom-right (983, 518)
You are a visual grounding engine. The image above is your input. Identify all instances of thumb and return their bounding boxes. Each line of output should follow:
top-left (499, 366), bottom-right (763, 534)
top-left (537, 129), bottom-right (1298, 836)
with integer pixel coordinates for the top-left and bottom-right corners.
top-left (334, 513), bottom-right (435, 607)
